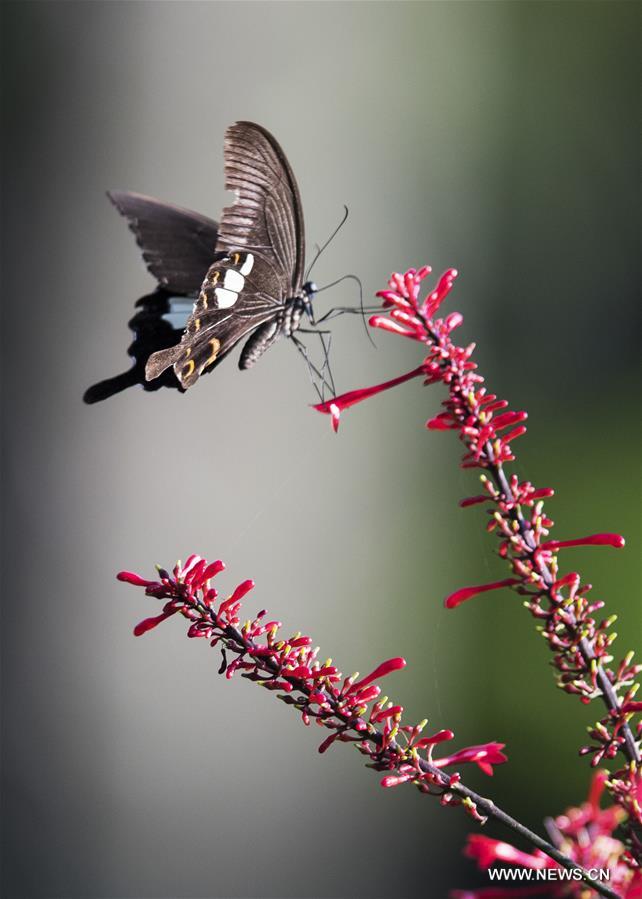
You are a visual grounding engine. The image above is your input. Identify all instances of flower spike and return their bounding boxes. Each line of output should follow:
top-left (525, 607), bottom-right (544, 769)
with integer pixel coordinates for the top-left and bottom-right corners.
top-left (117, 557), bottom-right (514, 837)
top-left (311, 265), bottom-right (640, 859)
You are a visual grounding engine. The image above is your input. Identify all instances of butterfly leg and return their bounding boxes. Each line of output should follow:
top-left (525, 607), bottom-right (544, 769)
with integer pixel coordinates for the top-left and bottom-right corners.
top-left (299, 328), bottom-right (336, 396)
top-left (317, 330), bottom-right (336, 397)
top-left (290, 333), bottom-right (336, 402)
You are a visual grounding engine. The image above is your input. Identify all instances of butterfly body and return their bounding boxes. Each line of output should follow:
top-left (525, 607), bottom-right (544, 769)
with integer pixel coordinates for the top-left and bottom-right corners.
top-left (110, 121), bottom-right (314, 391)
top-left (239, 279), bottom-right (317, 370)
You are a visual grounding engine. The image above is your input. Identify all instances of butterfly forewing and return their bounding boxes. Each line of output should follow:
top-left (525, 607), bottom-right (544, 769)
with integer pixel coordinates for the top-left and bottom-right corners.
top-left (217, 122), bottom-right (305, 296)
top-left (145, 251), bottom-right (282, 388)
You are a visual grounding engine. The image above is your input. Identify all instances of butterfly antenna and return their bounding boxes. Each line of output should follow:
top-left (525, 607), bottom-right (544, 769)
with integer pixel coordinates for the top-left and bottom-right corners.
top-left (355, 274), bottom-right (377, 349)
top-left (305, 206), bottom-right (349, 282)
top-left (315, 274), bottom-right (376, 348)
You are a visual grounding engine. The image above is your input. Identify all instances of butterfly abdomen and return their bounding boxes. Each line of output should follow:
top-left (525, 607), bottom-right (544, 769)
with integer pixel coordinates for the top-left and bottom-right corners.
top-left (239, 321), bottom-right (280, 369)
top-left (238, 298), bottom-right (304, 369)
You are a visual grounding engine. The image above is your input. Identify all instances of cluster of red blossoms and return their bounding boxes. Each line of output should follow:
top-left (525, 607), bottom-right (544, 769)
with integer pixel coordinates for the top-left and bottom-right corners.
top-left (118, 555), bottom-right (506, 815)
top-left (314, 266), bottom-right (641, 864)
top-left (454, 771), bottom-right (642, 898)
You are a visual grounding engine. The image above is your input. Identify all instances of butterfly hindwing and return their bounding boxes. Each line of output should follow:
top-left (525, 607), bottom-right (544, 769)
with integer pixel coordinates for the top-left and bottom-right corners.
top-left (108, 190), bottom-right (218, 296)
top-left (145, 250), bottom-right (282, 388)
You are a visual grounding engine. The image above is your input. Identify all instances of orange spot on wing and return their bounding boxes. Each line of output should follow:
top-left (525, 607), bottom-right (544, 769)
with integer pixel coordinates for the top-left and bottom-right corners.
top-left (205, 338), bottom-right (220, 369)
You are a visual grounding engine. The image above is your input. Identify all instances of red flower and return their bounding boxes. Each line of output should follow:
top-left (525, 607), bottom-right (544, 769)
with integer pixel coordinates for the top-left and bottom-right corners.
top-left (313, 366), bottom-right (426, 432)
top-left (118, 555), bottom-right (504, 820)
top-left (435, 743), bottom-right (508, 777)
top-left (445, 579), bottom-right (521, 610)
top-left (465, 834), bottom-right (548, 870)
top-left (457, 771), bottom-right (642, 897)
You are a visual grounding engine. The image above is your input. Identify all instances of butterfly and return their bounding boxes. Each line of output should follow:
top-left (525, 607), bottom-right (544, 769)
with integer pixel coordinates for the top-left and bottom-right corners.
top-left (110, 122), bottom-right (318, 391)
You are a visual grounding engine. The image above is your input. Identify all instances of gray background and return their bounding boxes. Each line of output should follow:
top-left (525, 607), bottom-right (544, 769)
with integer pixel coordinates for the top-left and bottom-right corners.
top-left (2, 2), bottom-right (640, 897)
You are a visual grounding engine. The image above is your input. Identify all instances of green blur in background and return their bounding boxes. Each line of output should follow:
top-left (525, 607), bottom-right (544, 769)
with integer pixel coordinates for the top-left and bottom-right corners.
top-left (2, 2), bottom-right (639, 897)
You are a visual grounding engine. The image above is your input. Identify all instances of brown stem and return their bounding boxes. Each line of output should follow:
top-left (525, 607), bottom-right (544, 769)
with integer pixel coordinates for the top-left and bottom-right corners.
top-left (216, 620), bottom-right (619, 899)
top-left (488, 452), bottom-right (640, 765)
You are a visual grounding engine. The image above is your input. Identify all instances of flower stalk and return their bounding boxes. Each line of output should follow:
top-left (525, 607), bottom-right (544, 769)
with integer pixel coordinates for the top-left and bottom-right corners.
top-left (314, 265), bottom-right (641, 864)
top-left (118, 557), bottom-right (619, 898)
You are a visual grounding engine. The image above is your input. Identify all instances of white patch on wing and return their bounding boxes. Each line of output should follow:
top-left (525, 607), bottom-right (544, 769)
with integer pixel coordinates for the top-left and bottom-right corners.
top-left (240, 254), bottom-right (254, 276)
top-left (224, 269), bottom-right (245, 292)
top-left (215, 287), bottom-right (238, 308)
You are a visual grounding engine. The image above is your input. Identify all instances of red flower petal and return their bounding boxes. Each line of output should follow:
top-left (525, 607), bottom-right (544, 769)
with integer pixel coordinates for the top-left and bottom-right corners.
top-left (421, 268), bottom-right (458, 318)
top-left (540, 533), bottom-right (625, 552)
top-left (465, 834), bottom-right (548, 870)
top-left (372, 705), bottom-right (404, 723)
top-left (218, 579), bottom-right (255, 615)
top-left (499, 425), bottom-right (528, 446)
top-left (286, 665), bottom-right (312, 680)
top-left (588, 769), bottom-right (609, 811)
top-left (381, 773), bottom-right (412, 788)
top-left (369, 316), bottom-right (421, 339)
top-left (229, 579), bottom-right (255, 603)
top-left (347, 657), bottom-right (406, 694)
top-left (427, 412), bottom-right (457, 431)
top-left (416, 729), bottom-right (454, 748)
top-left (459, 495), bottom-right (491, 507)
top-left (202, 560), bottom-right (225, 581)
top-left (133, 609), bottom-right (177, 636)
top-left (492, 411), bottom-right (528, 431)
top-left (117, 570), bottom-right (157, 587)
top-left (437, 742), bottom-right (508, 775)
top-left (530, 487), bottom-right (554, 500)
top-left (350, 684), bottom-right (381, 705)
top-left (313, 367), bottom-right (426, 430)
top-left (445, 579), bottom-right (520, 609)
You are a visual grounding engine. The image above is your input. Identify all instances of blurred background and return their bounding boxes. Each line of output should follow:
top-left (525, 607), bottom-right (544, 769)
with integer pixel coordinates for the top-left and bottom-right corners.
top-left (2, 2), bottom-right (639, 897)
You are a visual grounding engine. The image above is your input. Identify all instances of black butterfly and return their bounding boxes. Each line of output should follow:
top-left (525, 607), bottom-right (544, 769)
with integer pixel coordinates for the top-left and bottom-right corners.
top-left (116, 121), bottom-right (317, 390)
top-left (103, 122), bottom-right (366, 403)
